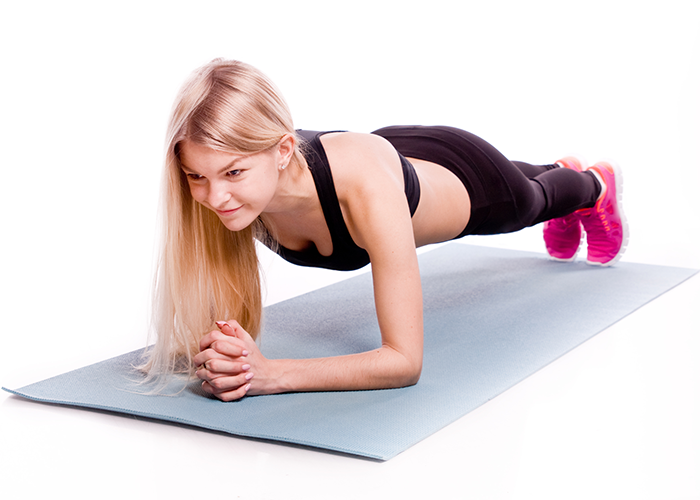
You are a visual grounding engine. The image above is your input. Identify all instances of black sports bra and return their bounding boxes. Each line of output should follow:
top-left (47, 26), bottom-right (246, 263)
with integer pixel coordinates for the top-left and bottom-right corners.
top-left (268, 129), bottom-right (420, 271)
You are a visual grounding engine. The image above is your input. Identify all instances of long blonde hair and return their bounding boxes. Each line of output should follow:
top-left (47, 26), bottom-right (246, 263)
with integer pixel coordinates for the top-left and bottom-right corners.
top-left (141, 59), bottom-right (304, 383)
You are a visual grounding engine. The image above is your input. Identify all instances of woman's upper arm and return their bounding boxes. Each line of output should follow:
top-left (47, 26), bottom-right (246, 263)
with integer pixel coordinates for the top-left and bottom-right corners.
top-left (321, 133), bottom-right (424, 378)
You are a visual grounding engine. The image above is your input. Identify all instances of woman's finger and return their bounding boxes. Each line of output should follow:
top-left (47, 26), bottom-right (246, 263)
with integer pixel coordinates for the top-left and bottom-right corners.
top-left (200, 374), bottom-right (254, 400)
top-left (215, 320), bottom-right (236, 337)
top-left (201, 381), bottom-right (252, 402)
top-left (196, 363), bottom-right (253, 384)
top-left (210, 339), bottom-right (249, 358)
top-left (192, 347), bottom-right (237, 368)
top-left (200, 329), bottom-right (244, 352)
top-left (196, 358), bottom-right (251, 375)
top-left (217, 320), bottom-right (254, 343)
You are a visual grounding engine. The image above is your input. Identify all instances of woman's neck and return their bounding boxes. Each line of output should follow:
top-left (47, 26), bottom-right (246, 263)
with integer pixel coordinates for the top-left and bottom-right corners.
top-left (264, 159), bottom-right (317, 217)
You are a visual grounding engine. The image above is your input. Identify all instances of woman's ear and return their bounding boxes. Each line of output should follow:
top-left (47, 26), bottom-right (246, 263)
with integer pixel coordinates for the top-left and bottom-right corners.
top-left (276, 133), bottom-right (296, 167)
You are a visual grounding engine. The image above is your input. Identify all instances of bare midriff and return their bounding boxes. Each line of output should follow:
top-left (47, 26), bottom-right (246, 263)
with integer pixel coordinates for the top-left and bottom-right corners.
top-left (408, 157), bottom-right (472, 248)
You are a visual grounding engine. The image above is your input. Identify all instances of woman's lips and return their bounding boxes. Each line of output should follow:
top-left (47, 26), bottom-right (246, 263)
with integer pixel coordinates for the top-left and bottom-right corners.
top-left (215, 206), bottom-right (242, 217)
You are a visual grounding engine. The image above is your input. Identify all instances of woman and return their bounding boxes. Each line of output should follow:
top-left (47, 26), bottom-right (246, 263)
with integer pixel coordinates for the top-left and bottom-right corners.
top-left (144, 58), bottom-right (627, 401)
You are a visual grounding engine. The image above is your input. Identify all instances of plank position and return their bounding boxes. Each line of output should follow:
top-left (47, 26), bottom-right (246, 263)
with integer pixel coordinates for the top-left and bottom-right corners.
top-left (142, 59), bottom-right (628, 400)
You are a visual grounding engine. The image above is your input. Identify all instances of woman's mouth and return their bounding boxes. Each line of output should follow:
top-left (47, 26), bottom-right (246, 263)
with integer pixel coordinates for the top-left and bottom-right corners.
top-left (215, 206), bottom-right (242, 217)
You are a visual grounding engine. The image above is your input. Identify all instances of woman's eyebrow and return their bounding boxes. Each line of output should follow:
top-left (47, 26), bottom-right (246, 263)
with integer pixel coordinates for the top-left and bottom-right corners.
top-left (181, 157), bottom-right (243, 175)
top-left (217, 157), bottom-right (243, 174)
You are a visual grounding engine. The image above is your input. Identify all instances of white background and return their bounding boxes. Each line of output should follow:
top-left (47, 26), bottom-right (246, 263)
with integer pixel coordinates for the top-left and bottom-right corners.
top-left (1, 1), bottom-right (699, 499)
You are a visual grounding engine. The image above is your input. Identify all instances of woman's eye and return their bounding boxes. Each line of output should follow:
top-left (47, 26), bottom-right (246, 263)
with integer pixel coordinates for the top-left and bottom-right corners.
top-left (186, 173), bottom-right (203, 180)
top-left (227, 169), bottom-right (242, 177)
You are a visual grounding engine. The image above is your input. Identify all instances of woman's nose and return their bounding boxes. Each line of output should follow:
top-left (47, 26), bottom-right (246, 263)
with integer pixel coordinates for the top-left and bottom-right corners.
top-left (207, 181), bottom-right (233, 208)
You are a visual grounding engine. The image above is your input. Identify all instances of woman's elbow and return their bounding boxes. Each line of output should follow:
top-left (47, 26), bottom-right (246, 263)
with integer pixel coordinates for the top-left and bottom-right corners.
top-left (393, 358), bottom-right (423, 388)
top-left (406, 362), bottom-right (423, 386)
top-left (381, 344), bottom-right (423, 388)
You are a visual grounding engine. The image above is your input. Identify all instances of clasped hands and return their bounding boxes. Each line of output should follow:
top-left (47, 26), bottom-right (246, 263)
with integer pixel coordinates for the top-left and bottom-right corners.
top-left (193, 320), bottom-right (268, 401)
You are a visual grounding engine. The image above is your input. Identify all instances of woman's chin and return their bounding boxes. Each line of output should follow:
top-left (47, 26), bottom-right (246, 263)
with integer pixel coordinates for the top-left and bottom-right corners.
top-left (219, 215), bottom-right (253, 232)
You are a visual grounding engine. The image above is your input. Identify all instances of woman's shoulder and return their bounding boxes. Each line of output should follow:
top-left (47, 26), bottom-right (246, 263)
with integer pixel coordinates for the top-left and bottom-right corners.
top-left (318, 131), bottom-right (401, 176)
top-left (319, 130), bottom-right (392, 151)
top-left (317, 131), bottom-right (405, 201)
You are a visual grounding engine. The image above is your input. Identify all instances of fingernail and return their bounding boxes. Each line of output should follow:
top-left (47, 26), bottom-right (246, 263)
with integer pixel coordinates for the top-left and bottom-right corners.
top-left (244, 384), bottom-right (251, 392)
top-left (245, 372), bottom-right (254, 380)
top-left (242, 364), bottom-right (251, 371)
top-left (215, 321), bottom-right (228, 329)
top-left (242, 350), bottom-right (249, 356)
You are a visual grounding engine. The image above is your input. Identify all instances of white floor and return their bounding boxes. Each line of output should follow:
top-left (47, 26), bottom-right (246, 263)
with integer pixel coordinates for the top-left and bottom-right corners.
top-left (1, 2), bottom-right (698, 499)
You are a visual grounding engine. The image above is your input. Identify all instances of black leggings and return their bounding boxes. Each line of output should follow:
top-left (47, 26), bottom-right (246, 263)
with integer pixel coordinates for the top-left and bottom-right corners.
top-left (372, 125), bottom-right (600, 236)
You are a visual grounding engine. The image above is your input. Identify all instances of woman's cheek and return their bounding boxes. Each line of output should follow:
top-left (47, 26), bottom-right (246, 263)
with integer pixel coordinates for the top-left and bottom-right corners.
top-left (189, 184), bottom-right (207, 205)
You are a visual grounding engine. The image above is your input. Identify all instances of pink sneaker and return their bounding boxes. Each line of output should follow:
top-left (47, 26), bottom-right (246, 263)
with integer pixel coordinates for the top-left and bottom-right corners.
top-left (543, 156), bottom-right (587, 261)
top-left (576, 160), bottom-right (629, 266)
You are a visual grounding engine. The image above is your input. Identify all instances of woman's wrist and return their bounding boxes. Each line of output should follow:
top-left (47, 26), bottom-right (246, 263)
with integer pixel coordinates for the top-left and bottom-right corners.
top-left (250, 358), bottom-right (293, 396)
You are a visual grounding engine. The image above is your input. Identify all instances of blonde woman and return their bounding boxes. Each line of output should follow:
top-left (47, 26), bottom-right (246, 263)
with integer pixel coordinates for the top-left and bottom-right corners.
top-left (146, 58), bottom-right (627, 401)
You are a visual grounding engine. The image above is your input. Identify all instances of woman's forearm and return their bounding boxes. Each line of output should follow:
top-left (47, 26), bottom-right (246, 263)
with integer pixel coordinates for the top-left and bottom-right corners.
top-left (264, 345), bottom-right (422, 394)
top-left (194, 319), bottom-right (423, 400)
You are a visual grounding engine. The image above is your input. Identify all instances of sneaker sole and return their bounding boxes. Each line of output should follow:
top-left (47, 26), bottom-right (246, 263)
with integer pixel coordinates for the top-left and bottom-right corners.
top-left (547, 227), bottom-right (586, 262)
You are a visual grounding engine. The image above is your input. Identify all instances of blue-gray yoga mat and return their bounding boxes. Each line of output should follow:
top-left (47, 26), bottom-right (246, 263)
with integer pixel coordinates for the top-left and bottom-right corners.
top-left (4, 244), bottom-right (697, 460)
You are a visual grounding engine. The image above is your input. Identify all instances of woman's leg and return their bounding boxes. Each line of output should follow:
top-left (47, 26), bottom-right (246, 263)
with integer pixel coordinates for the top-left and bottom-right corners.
top-left (440, 130), bottom-right (600, 235)
top-left (511, 160), bottom-right (601, 222)
top-left (527, 166), bottom-right (601, 224)
top-left (511, 161), bottom-right (557, 178)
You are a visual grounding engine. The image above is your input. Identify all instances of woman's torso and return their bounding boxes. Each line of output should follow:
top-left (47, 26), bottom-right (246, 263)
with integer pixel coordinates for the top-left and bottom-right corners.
top-left (263, 128), bottom-right (472, 270)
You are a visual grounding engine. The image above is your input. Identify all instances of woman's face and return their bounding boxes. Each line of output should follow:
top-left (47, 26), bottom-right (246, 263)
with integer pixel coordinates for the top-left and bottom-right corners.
top-left (179, 140), bottom-right (283, 231)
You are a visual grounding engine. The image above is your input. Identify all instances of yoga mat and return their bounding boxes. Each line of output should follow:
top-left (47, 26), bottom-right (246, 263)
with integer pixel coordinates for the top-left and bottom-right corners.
top-left (4, 244), bottom-right (697, 460)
